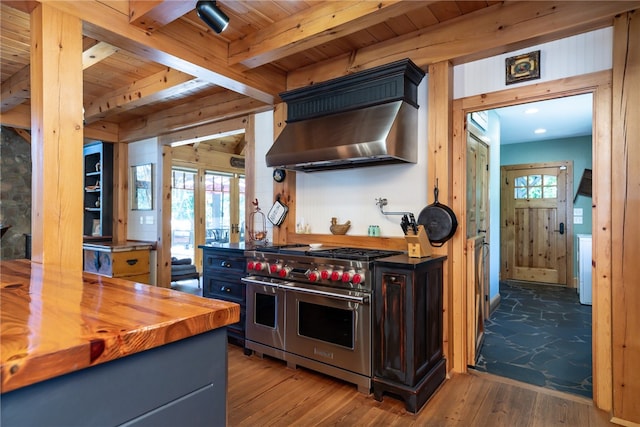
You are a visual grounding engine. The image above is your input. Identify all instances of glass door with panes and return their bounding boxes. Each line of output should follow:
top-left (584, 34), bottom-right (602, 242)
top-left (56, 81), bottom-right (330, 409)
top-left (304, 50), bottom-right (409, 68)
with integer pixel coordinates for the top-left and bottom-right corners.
top-left (205, 172), bottom-right (245, 244)
top-left (171, 169), bottom-right (196, 261)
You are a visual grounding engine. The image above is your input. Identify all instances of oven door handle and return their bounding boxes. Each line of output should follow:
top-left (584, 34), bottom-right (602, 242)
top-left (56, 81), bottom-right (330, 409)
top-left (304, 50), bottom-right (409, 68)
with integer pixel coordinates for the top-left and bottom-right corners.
top-left (290, 286), bottom-right (369, 304)
top-left (241, 276), bottom-right (290, 288)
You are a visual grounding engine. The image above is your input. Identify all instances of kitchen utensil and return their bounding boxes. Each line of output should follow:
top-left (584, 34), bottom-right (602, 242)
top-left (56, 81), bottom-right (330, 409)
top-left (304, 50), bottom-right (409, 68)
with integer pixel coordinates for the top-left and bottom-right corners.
top-left (400, 215), bottom-right (409, 235)
top-left (417, 183), bottom-right (458, 247)
top-left (309, 243), bottom-right (323, 249)
top-left (409, 213), bottom-right (418, 234)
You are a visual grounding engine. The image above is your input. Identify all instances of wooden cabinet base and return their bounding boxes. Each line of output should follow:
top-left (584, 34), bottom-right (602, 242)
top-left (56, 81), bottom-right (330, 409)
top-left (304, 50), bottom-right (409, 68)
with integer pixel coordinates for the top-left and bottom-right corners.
top-left (373, 358), bottom-right (446, 413)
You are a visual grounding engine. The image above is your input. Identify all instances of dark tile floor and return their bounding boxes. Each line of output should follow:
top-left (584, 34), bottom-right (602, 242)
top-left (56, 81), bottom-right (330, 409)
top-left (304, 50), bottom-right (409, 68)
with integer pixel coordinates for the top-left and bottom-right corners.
top-left (473, 280), bottom-right (593, 398)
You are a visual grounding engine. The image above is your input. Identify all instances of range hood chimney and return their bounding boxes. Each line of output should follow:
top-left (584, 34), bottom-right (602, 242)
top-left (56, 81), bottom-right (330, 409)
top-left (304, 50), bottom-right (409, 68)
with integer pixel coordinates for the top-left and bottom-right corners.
top-left (266, 59), bottom-right (425, 172)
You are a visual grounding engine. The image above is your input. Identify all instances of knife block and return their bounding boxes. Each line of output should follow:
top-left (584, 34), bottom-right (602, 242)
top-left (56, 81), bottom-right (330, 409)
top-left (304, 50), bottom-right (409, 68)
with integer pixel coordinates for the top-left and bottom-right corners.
top-left (405, 225), bottom-right (432, 258)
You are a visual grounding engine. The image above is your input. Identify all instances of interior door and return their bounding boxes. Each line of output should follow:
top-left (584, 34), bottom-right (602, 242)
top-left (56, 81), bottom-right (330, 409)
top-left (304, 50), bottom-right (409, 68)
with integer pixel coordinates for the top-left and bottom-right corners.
top-left (501, 162), bottom-right (570, 285)
top-left (466, 126), bottom-right (490, 366)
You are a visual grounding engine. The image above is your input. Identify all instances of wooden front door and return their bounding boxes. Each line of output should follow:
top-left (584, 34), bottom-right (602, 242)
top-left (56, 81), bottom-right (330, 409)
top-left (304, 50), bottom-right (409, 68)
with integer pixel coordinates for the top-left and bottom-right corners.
top-left (501, 162), bottom-right (571, 285)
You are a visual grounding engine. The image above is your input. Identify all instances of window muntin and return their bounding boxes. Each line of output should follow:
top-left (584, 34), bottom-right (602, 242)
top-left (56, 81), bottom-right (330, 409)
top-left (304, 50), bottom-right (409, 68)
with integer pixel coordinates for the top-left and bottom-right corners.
top-left (514, 174), bottom-right (558, 199)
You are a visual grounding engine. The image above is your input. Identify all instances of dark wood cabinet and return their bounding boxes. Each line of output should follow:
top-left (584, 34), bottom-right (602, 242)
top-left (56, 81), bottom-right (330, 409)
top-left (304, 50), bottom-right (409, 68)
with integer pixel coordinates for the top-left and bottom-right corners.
top-left (200, 245), bottom-right (247, 349)
top-left (373, 255), bottom-right (446, 413)
top-left (83, 141), bottom-right (113, 241)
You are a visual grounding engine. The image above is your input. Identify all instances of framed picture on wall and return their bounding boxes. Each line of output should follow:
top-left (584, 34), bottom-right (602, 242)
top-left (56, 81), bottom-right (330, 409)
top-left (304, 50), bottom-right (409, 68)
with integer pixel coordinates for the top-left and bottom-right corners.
top-left (130, 163), bottom-right (153, 210)
top-left (506, 50), bottom-right (541, 85)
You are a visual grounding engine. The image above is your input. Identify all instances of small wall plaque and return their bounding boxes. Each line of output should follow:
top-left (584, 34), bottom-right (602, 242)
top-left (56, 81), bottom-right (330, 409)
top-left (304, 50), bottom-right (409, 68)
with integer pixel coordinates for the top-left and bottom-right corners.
top-left (506, 50), bottom-right (540, 85)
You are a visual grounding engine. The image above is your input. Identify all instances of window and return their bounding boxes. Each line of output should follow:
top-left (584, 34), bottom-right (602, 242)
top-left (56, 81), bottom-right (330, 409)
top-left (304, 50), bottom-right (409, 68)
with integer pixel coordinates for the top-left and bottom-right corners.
top-left (205, 172), bottom-right (245, 244)
top-left (171, 169), bottom-right (196, 260)
top-left (514, 174), bottom-right (558, 199)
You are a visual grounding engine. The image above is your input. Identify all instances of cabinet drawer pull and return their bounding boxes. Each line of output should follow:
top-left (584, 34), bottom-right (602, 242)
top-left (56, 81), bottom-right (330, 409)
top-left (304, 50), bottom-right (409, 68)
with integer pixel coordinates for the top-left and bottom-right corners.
top-left (126, 259), bottom-right (139, 266)
top-left (221, 261), bottom-right (232, 268)
top-left (220, 286), bottom-right (231, 292)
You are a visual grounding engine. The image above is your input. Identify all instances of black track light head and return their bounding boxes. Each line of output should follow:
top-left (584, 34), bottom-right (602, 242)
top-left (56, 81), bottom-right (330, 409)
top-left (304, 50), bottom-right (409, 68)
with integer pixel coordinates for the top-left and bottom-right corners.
top-left (196, 1), bottom-right (229, 34)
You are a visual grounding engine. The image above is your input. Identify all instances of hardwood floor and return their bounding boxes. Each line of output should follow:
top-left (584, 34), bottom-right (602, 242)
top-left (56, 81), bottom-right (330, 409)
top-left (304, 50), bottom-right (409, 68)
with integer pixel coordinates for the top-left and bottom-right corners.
top-left (228, 345), bottom-right (613, 426)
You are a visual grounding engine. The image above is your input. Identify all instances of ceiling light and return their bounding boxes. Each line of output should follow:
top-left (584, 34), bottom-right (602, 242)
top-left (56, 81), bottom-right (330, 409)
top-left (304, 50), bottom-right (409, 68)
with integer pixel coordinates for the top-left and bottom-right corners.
top-left (525, 108), bottom-right (539, 114)
top-left (534, 128), bottom-right (547, 134)
top-left (196, 1), bottom-right (229, 34)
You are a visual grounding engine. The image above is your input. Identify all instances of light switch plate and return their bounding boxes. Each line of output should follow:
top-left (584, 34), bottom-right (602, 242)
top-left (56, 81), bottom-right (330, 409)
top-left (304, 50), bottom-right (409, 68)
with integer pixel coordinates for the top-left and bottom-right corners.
top-left (574, 216), bottom-right (583, 224)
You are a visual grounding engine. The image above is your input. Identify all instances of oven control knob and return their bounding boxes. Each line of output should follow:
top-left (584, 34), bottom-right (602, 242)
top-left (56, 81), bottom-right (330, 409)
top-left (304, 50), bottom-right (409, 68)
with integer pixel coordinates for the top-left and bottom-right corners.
top-left (308, 270), bottom-right (321, 282)
top-left (278, 267), bottom-right (291, 278)
top-left (253, 262), bottom-right (265, 272)
top-left (320, 269), bottom-right (332, 280)
top-left (352, 272), bottom-right (364, 285)
top-left (341, 271), bottom-right (354, 282)
top-left (270, 263), bottom-right (281, 274)
top-left (330, 270), bottom-right (342, 281)
top-left (247, 261), bottom-right (255, 271)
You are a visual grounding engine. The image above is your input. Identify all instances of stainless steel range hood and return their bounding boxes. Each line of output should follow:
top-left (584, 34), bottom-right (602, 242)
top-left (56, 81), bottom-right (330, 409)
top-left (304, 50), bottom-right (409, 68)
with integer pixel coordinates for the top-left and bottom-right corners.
top-left (265, 100), bottom-right (417, 172)
top-left (265, 59), bottom-right (425, 173)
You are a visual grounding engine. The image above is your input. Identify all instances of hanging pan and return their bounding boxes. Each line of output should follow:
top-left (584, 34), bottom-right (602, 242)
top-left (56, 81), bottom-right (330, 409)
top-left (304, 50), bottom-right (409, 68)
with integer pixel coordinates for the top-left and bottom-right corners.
top-left (417, 183), bottom-right (458, 247)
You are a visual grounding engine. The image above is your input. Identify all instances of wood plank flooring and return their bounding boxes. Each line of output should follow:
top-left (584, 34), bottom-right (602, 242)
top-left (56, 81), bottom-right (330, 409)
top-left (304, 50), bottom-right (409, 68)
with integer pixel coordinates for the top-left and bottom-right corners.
top-left (228, 345), bottom-right (613, 426)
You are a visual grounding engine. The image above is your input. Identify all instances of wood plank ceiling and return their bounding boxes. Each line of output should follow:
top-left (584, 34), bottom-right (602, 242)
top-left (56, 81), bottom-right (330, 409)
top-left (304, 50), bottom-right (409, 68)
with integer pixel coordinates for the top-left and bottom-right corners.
top-left (0, 0), bottom-right (633, 152)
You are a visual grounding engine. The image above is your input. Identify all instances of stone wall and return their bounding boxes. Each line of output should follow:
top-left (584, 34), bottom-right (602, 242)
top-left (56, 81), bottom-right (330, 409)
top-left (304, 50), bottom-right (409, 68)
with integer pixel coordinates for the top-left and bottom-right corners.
top-left (1, 127), bottom-right (31, 260)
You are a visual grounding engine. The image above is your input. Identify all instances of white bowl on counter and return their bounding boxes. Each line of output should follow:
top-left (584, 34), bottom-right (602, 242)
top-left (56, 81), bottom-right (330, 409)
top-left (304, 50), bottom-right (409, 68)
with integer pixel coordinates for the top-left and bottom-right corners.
top-left (309, 243), bottom-right (323, 250)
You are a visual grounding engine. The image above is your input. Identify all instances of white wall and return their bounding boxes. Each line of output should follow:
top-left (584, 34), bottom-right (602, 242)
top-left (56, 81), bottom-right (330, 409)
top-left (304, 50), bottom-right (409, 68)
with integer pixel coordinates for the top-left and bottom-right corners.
top-left (252, 111), bottom-right (276, 240)
top-left (128, 137), bottom-right (160, 284)
top-left (454, 27), bottom-right (613, 99)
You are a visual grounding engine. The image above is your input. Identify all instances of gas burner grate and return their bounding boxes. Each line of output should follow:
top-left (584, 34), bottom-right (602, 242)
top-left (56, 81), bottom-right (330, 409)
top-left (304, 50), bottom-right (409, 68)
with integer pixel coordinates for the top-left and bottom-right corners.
top-left (309, 247), bottom-right (402, 261)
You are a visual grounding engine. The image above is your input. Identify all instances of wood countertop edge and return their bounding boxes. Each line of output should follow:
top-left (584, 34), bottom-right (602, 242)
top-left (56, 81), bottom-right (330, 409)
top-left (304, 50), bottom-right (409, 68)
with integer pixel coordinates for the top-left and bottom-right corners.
top-left (1, 303), bottom-right (240, 394)
top-left (0, 259), bottom-right (239, 394)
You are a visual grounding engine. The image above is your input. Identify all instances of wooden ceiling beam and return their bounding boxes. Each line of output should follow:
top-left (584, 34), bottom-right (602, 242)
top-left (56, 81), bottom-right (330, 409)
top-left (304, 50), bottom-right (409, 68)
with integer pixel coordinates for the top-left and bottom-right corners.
top-left (1, 41), bottom-right (120, 113)
top-left (44, 1), bottom-right (281, 104)
top-left (0, 103), bottom-right (119, 142)
top-left (82, 41), bottom-right (119, 69)
top-left (129, 0), bottom-right (197, 33)
top-left (0, 65), bottom-right (30, 113)
top-left (158, 116), bottom-right (248, 147)
top-left (228, 1), bottom-right (431, 69)
top-left (119, 91), bottom-right (271, 142)
top-left (83, 68), bottom-right (207, 124)
top-left (287, 1), bottom-right (640, 89)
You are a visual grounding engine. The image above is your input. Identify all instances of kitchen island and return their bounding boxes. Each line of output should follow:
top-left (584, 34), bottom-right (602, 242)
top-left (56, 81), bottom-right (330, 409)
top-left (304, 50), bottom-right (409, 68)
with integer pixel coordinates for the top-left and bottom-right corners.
top-left (0, 259), bottom-right (239, 427)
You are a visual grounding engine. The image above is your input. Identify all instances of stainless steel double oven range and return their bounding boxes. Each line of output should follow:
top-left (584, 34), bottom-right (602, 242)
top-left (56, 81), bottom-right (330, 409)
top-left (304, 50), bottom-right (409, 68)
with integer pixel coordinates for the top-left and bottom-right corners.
top-left (242, 245), bottom-right (402, 393)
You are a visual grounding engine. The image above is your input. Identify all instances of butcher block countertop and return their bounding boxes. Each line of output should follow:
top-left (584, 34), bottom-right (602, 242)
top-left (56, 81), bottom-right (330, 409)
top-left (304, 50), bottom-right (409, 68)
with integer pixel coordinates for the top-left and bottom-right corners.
top-left (0, 259), bottom-right (240, 394)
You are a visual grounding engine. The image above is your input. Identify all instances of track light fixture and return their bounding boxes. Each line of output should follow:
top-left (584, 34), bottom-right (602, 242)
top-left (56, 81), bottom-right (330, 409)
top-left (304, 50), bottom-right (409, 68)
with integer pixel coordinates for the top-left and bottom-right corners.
top-left (196, 1), bottom-right (229, 34)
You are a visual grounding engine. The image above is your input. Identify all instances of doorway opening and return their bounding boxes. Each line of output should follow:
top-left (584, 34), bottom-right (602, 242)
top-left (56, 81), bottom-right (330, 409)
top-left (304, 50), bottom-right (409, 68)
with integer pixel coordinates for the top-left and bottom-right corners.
top-left (470, 93), bottom-right (594, 398)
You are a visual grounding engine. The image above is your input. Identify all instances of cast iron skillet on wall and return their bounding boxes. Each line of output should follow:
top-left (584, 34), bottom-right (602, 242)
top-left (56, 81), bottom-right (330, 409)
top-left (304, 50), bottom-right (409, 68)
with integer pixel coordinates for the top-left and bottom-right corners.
top-left (417, 184), bottom-right (458, 247)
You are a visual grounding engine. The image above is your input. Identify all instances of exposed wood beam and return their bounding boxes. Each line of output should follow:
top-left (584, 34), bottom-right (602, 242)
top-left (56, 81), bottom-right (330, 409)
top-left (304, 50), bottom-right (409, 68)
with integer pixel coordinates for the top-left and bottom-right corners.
top-left (43, 1), bottom-right (281, 104)
top-left (82, 41), bottom-right (119, 68)
top-left (119, 91), bottom-right (271, 142)
top-left (12, 127), bottom-right (31, 143)
top-left (30, 2), bottom-right (84, 269)
top-left (158, 116), bottom-right (248, 146)
top-left (83, 68), bottom-right (207, 124)
top-left (287, 1), bottom-right (640, 89)
top-left (0, 103), bottom-right (119, 141)
top-left (228, 1), bottom-right (431, 69)
top-left (0, 65), bottom-right (30, 113)
top-left (128, 0), bottom-right (196, 33)
top-left (1, 41), bottom-right (119, 113)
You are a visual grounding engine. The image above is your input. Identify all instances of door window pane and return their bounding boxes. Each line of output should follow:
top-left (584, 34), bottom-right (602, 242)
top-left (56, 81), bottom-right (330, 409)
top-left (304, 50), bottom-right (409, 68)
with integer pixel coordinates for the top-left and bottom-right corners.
top-left (514, 173), bottom-right (558, 200)
top-left (205, 173), bottom-right (231, 244)
top-left (171, 169), bottom-right (196, 260)
top-left (239, 175), bottom-right (245, 242)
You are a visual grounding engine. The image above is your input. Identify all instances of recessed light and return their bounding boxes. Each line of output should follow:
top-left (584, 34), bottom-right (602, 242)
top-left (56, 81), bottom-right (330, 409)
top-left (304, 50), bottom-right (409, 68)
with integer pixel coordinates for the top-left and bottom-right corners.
top-left (525, 108), bottom-right (539, 114)
top-left (534, 128), bottom-right (547, 134)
